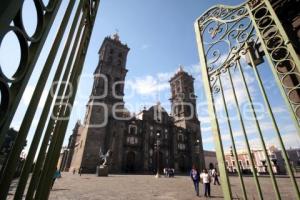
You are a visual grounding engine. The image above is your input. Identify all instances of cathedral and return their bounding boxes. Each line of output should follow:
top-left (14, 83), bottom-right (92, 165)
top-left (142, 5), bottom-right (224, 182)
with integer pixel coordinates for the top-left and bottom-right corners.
top-left (62, 34), bottom-right (205, 173)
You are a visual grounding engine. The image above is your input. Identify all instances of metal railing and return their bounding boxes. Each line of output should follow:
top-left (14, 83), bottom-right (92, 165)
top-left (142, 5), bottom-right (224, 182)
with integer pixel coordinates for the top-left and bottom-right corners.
top-left (194, 0), bottom-right (300, 199)
top-left (0, 0), bottom-right (101, 199)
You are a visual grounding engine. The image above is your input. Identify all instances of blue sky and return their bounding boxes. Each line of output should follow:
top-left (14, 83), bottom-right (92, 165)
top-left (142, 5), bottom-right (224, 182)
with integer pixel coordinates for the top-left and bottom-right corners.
top-left (1, 0), bottom-right (300, 154)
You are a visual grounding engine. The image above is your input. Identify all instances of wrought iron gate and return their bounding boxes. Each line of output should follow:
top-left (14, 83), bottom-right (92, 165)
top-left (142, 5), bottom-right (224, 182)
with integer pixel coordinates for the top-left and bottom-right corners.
top-left (0, 0), bottom-right (100, 199)
top-left (194, 0), bottom-right (300, 199)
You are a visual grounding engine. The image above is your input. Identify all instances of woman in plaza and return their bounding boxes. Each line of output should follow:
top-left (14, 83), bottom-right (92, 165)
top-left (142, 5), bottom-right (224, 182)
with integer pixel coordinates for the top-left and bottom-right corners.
top-left (190, 165), bottom-right (200, 196)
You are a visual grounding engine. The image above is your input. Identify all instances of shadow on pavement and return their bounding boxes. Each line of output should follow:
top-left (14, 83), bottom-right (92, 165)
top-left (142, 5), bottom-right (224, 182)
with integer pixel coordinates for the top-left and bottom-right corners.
top-left (51, 188), bottom-right (70, 191)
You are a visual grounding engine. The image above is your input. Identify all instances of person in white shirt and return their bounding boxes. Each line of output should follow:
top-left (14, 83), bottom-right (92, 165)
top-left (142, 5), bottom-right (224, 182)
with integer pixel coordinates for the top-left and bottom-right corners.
top-left (200, 169), bottom-right (211, 197)
top-left (212, 168), bottom-right (220, 185)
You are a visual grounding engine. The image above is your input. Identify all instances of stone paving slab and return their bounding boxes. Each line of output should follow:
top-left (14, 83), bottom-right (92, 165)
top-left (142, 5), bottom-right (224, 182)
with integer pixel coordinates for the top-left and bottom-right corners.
top-left (48, 173), bottom-right (300, 200)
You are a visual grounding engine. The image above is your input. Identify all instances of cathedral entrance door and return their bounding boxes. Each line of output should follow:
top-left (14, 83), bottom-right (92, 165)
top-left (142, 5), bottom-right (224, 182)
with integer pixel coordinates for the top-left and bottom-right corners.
top-left (178, 155), bottom-right (186, 173)
top-left (126, 151), bottom-right (135, 172)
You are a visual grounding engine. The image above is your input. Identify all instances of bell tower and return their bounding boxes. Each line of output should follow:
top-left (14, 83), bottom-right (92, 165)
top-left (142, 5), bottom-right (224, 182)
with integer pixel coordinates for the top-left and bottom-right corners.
top-left (169, 66), bottom-right (198, 127)
top-left (72, 34), bottom-right (130, 173)
top-left (92, 33), bottom-right (130, 109)
top-left (169, 66), bottom-right (205, 170)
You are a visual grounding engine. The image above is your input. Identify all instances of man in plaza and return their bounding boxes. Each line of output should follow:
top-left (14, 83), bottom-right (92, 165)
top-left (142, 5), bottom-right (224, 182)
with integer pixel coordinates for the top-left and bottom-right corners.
top-left (51, 168), bottom-right (61, 189)
top-left (212, 168), bottom-right (220, 185)
top-left (200, 169), bottom-right (211, 197)
top-left (190, 165), bottom-right (200, 196)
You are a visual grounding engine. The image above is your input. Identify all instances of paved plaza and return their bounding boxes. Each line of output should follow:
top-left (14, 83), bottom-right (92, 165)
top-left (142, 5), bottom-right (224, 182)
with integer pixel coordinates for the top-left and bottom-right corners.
top-left (47, 172), bottom-right (300, 200)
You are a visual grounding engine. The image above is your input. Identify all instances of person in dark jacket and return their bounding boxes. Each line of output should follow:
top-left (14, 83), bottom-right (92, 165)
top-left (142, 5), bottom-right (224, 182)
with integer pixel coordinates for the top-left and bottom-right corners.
top-left (51, 168), bottom-right (61, 189)
top-left (190, 165), bottom-right (200, 196)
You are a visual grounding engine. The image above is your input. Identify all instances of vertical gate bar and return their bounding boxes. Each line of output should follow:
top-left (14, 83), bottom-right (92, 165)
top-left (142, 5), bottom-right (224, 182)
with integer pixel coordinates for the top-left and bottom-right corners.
top-left (227, 64), bottom-right (263, 199)
top-left (263, 0), bottom-right (300, 74)
top-left (36, 2), bottom-right (100, 198)
top-left (237, 59), bottom-right (281, 200)
top-left (14, 1), bottom-right (84, 198)
top-left (246, 3), bottom-right (300, 139)
top-left (0, 0), bottom-right (63, 148)
top-left (218, 73), bottom-right (248, 200)
top-left (194, 21), bottom-right (232, 199)
top-left (0, 1), bottom-right (75, 198)
top-left (25, 16), bottom-right (85, 200)
top-left (41, 51), bottom-right (84, 199)
top-left (33, 35), bottom-right (82, 199)
top-left (247, 46), bottom-right (300, 198)
top-left (35, 53), bottom-right (82, 199)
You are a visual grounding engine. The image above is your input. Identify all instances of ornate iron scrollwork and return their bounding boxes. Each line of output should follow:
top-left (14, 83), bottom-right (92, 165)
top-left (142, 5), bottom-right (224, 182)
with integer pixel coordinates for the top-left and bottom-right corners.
top-left (197, 3), bottom-right (256, 92)
top-left (250, 2), bottom-right (300, 121)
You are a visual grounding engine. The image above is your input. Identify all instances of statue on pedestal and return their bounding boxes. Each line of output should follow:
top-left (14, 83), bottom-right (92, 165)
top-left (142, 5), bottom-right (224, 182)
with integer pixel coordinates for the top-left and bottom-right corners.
top-left (99, 149), bottom-right (113, 166)
top-left (97, 149), bottom-right (113, 176)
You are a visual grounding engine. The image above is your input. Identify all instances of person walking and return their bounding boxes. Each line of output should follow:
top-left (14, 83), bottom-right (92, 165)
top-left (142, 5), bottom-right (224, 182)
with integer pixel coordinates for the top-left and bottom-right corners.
top-left (212, 168), bottom-right (220, 185)
top-left (190, 165), bottom-right (200, 196)
top-left (200, 169), bottom-right (211, 197)
top-left (51, 168), bottom-right (61, 189)
top-left (79, 167), bottom-right (82, 176)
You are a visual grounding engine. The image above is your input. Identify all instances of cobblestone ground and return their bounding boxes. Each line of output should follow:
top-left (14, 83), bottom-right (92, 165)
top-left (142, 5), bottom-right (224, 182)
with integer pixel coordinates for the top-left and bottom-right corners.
top-left (47, 173), bottom-right (300, 200)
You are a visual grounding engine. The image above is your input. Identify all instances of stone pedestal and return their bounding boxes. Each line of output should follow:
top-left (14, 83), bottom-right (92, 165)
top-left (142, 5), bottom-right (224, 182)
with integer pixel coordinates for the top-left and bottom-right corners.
top-left (97, 165), bottom-right (108, 176)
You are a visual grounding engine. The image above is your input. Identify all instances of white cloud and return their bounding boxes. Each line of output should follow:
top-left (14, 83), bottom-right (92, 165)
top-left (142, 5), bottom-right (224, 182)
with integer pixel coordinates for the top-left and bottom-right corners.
top-left (203, 136), bottom-right (214, 143)
top-left (187, 64), bottom-right (201, 75)
top-left (199, 116), bottom-right (211, 124)
top-left (272, 106), bottom-right (288, 114)
top-left (206, 54), bottom-right (228, 69)
top-left (22, 85), bottom-right (48, 109)
top-left (140, 44), bottom-right (151, 50)
top-left (201, 126), bottom-right (212, 133)
top-left (157, 72), bottom-right (173, 81)
top-left (213, 70), bottom-right (256, 110)
top-left (248, 132), bottom-right (300, 149)
top-left (127, 75), bottom-right (170, 96)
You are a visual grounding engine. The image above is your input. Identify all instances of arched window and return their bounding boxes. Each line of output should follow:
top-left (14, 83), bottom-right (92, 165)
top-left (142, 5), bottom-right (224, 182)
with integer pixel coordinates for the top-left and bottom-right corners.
top-left (178, 134), bottom-right (183, 142)
top-left (117, 59), bottom-right (122, 66)
top-left (114, 78), bottom-right (122, 96)
top-left (129, 126), bottom-right (137, 135)
top-left (107, 56), bottom-right (113, 64)
top-left (186, 105), bottom-right (191, 116)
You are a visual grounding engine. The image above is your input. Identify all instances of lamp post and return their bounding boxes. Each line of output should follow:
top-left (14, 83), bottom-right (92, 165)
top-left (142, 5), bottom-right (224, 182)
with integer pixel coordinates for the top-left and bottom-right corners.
top-left (194, 139), bottom-right (200, 169)
top-left (155, 132), bottom-right (161, 178)
top-left (230, 146), bottom-right (234, 172)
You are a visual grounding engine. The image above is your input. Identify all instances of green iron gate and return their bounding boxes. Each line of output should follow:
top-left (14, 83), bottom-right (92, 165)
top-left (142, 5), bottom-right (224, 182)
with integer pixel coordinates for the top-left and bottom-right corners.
top-left (194, 0), bottom-right (300, 199)
top-left (0, 0), bottom-right (100, 199)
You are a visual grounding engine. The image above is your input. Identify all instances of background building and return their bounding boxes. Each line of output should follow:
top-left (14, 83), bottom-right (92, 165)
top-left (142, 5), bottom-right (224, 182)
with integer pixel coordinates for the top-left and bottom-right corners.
top-left (203, 150), bottom-right (218, 170)
top-left (224, 146), bottom-right (300, 174)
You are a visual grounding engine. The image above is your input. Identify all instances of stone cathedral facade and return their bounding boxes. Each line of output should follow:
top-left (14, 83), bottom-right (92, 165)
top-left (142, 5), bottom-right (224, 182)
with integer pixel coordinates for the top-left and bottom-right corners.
top-left (63, 34), bottom-right (205, 173)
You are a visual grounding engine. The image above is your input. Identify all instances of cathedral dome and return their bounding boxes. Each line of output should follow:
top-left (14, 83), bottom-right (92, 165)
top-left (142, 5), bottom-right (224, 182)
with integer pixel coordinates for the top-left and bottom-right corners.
top-left (146, 102), bottom-right (170, 123)
top-left (148, 104), bottom-right (168, 114)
